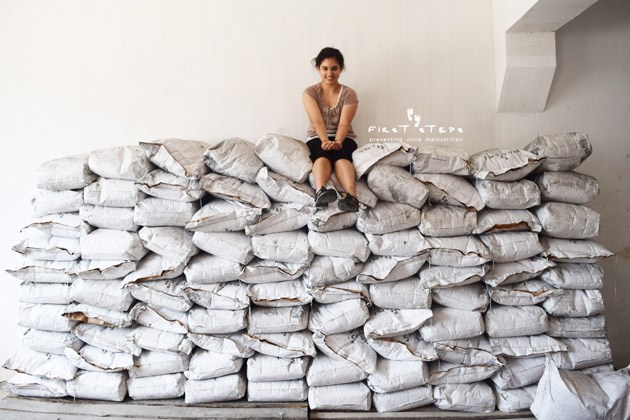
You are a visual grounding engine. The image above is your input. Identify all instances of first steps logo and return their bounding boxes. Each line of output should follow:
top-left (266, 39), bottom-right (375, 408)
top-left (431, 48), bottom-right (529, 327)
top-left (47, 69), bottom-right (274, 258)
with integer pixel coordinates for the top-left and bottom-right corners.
top-left (368, 108), bottom-right (464, 143)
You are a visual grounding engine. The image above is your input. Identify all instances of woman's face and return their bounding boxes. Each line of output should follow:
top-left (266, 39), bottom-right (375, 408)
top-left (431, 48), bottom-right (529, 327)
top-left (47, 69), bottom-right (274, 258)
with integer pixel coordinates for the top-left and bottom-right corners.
top-left (318, 58), bottom-right (342, 85)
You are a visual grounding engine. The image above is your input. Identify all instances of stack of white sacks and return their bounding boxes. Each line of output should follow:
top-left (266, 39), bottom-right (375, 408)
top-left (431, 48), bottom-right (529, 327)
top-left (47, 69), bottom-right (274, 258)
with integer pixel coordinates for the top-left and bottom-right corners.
top-left (2, 132), bottom-right (615, 413)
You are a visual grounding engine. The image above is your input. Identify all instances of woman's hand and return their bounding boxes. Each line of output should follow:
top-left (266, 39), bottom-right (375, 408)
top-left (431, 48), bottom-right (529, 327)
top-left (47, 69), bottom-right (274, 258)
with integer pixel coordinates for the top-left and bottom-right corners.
top-left (332, 140), bottom-right (343, 150)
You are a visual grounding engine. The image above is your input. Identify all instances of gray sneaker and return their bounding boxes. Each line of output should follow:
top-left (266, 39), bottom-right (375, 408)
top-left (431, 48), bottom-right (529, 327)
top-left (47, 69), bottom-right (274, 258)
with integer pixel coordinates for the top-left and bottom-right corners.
top-left (315, 187), bottom-right (338, 207)
top-left (338, 194), bottom-right (359, 212)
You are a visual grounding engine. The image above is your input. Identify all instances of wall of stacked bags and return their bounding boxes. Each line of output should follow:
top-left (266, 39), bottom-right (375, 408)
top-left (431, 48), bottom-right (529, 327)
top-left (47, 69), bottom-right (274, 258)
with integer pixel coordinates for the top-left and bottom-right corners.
top-left (0, 133), bottom-right (615, 413)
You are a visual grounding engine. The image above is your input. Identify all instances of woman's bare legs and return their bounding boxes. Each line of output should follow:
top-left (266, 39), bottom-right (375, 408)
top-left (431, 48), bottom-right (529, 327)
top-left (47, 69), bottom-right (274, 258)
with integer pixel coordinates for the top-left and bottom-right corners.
top-left (312, 157), bottom-right (333, 191)
top-left (334, 159), bottom-right (357, 197)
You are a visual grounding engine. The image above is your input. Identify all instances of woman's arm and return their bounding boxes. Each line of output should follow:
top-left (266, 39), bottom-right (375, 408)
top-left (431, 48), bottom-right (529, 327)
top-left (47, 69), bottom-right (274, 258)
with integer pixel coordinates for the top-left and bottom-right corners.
top-left (303, 93), bottom-right (335, 151)
top-left (332, 102), bottom-right (358, 149)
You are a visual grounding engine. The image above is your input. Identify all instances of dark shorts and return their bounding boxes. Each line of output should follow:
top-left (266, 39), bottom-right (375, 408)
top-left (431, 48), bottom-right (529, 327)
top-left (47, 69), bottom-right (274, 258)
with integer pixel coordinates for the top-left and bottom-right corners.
top-left (307, 137), bottom-right (358, 165)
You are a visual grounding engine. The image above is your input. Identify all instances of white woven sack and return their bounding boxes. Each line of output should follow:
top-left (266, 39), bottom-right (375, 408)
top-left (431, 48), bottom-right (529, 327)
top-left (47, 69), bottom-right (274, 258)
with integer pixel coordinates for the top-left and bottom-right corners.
top-left (244, 203), bottom-right (312, 236)
top-left (247, 354), bottom-right (309, 381)
top-left (247, 280), bottom-right (312, 307)
top-left (187, 200), bottom-right (262, 233)
top-left (247, 380), bottom-right (308, 402)
top-left (489, 334), bottom-right (567, 358)
top-left (251, 231), bottom-right (312, 264)
top-left (372, 386), bottom-right (434, 413)
top-left (425, 236), bottom-right (491, 267)
top-left (309, 205), bottom-right (358, 232)
top-left (84, 178), bottom-right (144, 207)
top-left (200, 173), bottom-right (271, 209)
top-left (79, 204), bottom-right (138, 231)
top-left (127, 373), bottom-right (186, 400)
top-left (203, 137), bottom-right (264, 183)
top-left (74, 259), bottom-right (136, 280)
top-left (470, 148), bottom-right (543, 181)
top-left (184, 373), bottom-right (246, 404)
top-left (433, 382), bottom-right (496, 413)
top-left (184, 253), bottom-right (242, 284)
top-left (353, 142), bottom-right (415, 178)
top-left (242, 331), bottom-right (316, 358)
top-left (138, 226), bottom-right (198, 263)
top-left (306, 354), bottom-right (368, 386)
top-left (367, 358), bottom-right (429, 393)
top-left (139, 138), bottom-right (209, 179)
top-left (32, 189), bottom-right (84, 217)
top-left (22, 213), bottom-right (93, 238)
top-left (188, 307), bottom-right (247, 334)
top-left (22, 329), bottom-right (83, 355)
top-left (192, 231), bottom-right (254, 264)
top-left (356, 201), bottom-right (421, 235)
top-left (479, 232), bottom-right (544, 263)
top-left (248, 305), bottom-right (309, 334)
top-left (71, 324), bottom-right (140, 356)
top-left (64, 345), bottom-right (134, 372)
top-left (367, 333), bottom-right (437, 362)
top-left (126, 277), bottom-right (192, 312)
top-left (313, 330), bottom-right (377, 374)
top-left (122, 254), bottom-right (186, 285)
top-left (419, 205), bottom-right (476, 237)
top-left (535, 202), bottom-right (600, 239)
top-left (420, 306), bottom-right (484, 342)
top-left (185, 348), bottom-right (243, 380)
top-left (183, 282), bottom-right (249, 311)
top-left (62, 303), bottom-right (133, 328)
top-left (369, 277), bottom-right (431, 309)
top-left (0, 373), bottom-right (67, 398)
top-left (3, 347), bottom-right (77, 380)
top-left (80, 229), bottom-right (146, 260)
top-left (135, 169), bottom-right (203, 202)
top-left (188, 332), bottom-right (254, 358)
top-left (255, 133), bottom-right (313, 182)
top-left (412, 145), bottom-right (470, 175)
top-left (429, 361), bottom-right (501, 385)
top-left (133, 197), bottom-right (199, 227)
top-left (308, 382), bottom-right (372, 411)
top-left (303, 255), bottom-right (363, 288)
top-left (256, 167), bottom-right (315, 205)
top-left (88, 145), bottom-right (153, 180)
top-left (35, 154), bottom-right (97, 190)
top-left (415, 173), bottom-right (484, 210)
top-left (357, 254), bottom-right (427, 284)
top-left (524, 132), bottom-right (592, 171)
top-left (308, 230), bottom-right (370, 262)
top-left (309, 300), bottom-right (369, 335)
top-left (476, 179), bottom-right (541, 210)
top-left (367, 164), bottom-right (428, 209)
top-left (540, 237), bottom-right (614, 263)
top-left (539, 262), bottom-right (604, 289)
top-left (482, 257), bottom-right (556, 287)
top-left (485, 305), bottom-right (548, 338)
top-left (547, 315), bottom-right (606, 339)
top-left (495, 385), bottom-right (537, 413)
top-left (132, 325), bottom-right (194, 355)
top-left (239, 259), bottom-right (307, 284)
top-left (491, 356), bottom-right (545, 390)
top-left (473, 209), bottom-right (542, 234)
top-left (542, 289), bottom-right (605, 317)
top-left (20, 283), bottom-right (71, 305)
top-left (419, 263), bottom-right (487, 290)
top-left (536, 170), bottom-right (599, 204)
top-left (13, 235), bottom-right (81, 261)
top-left (490, 280), bottom-right (560, 306)
top-left (432, 283), bottom-right (489, 311)
top-left (307, 280), bottom-right (369, 305)
top-left (18, 303), bottom-right (77, 332)
top-left (364, 309), bottom-right (433, 339)
top-left (66, 371), bottom-right (127, 401)
top-left (130, 303), bottom-right (188, 334)
top-left (433, 336), bottom-right (500, 367)
top-left (128, 350), bottom-right (190, 378)
top-left (366, 229), bottom-right (429, 257)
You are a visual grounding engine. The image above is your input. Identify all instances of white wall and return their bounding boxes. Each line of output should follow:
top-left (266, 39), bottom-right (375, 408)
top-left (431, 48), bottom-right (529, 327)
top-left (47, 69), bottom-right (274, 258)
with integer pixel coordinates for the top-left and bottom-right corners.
top-left (0, 0), bottom-right (628, 367)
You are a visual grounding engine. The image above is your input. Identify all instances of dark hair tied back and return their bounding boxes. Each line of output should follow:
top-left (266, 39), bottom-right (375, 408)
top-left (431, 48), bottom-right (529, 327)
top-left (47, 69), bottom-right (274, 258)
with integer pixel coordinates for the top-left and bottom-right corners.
top-left (312, 47), bottom-right (345, 69)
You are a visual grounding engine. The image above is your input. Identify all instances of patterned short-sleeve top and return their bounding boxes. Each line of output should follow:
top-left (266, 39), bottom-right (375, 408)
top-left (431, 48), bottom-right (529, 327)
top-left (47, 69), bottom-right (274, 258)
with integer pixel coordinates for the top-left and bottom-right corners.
top-left (304, 83), bottom-right (359, 140)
